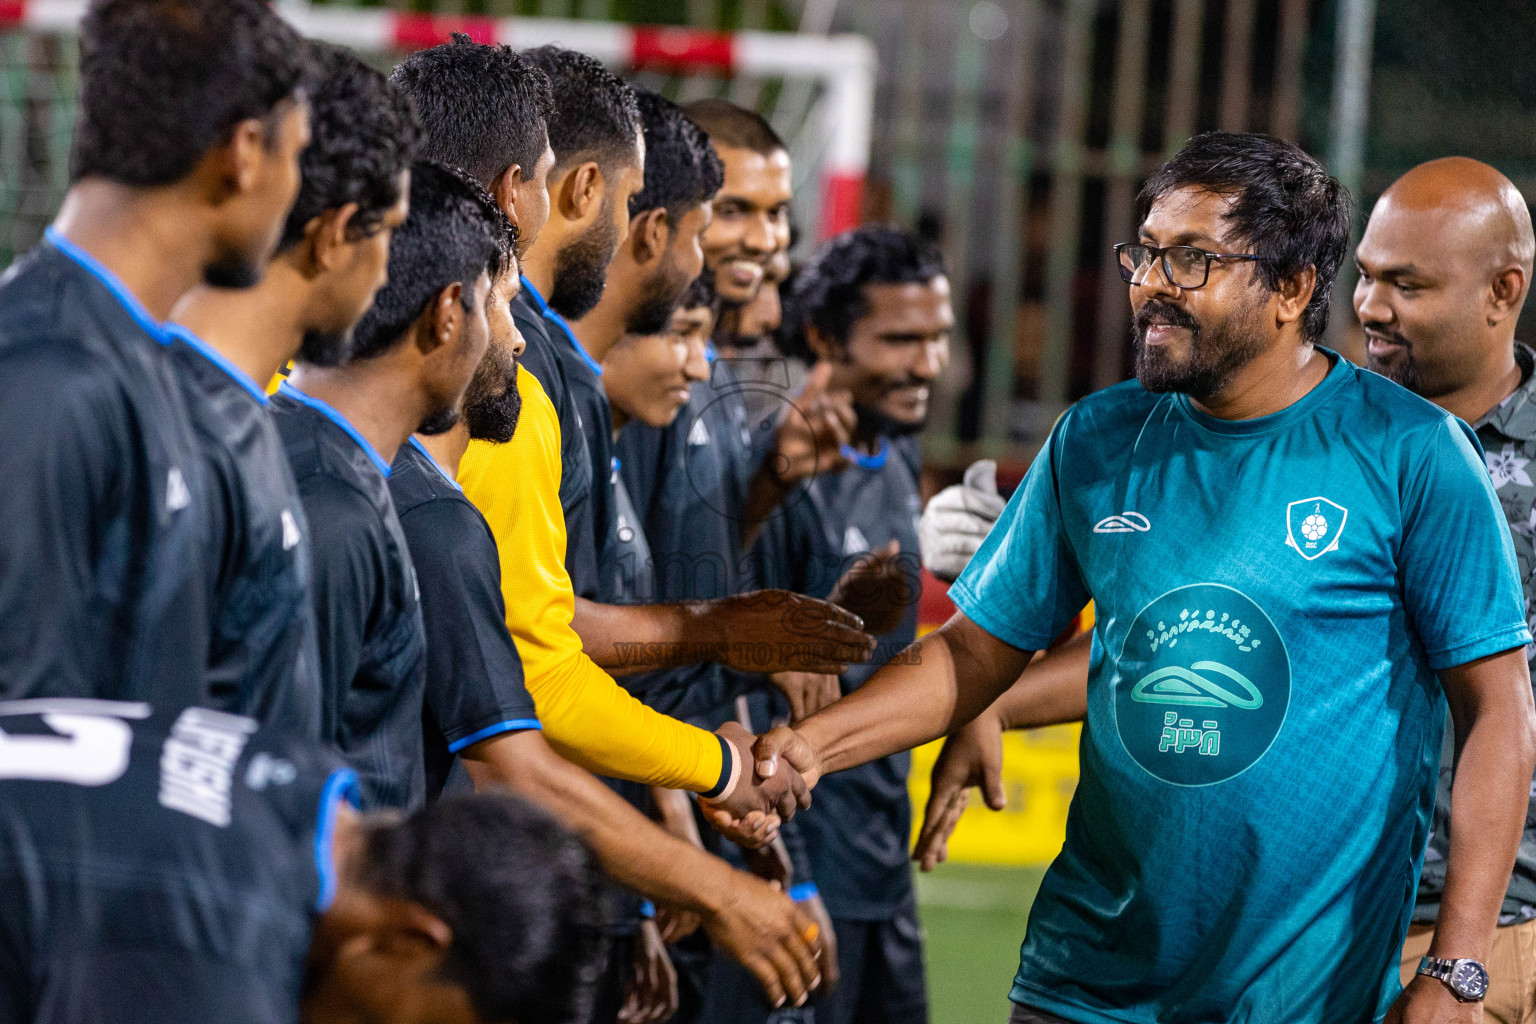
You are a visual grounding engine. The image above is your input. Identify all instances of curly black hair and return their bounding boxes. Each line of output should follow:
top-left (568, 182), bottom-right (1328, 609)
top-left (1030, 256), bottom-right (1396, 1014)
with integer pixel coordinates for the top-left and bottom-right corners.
top-left (390, 34), bottom-right (554, 190)
top-left (682, 98), bottom-right (785, 156)
top-left (71, 0), bottom-right (307, 186)
top-left (785, 223), bottom-right (946, 361)
top-left (317, 161), bottom-right (505, 365)
top-left (276, 43), bottom-right (420, 254)
top-left (359, 791), bottom-right (607, 1024)
top-left (1137, 131), bottom-right (1353, 344)
top-left (446, 163), bottom-right (518, 283)
top-left (522, 45), bottom-right (641, 175)
top-left (629, 89), bottom-right (724, 221)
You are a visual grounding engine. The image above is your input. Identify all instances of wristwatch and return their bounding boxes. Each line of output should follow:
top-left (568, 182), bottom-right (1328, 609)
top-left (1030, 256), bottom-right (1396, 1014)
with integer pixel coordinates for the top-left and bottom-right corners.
top-left (1417, 956), bottom-right (1490, 1002)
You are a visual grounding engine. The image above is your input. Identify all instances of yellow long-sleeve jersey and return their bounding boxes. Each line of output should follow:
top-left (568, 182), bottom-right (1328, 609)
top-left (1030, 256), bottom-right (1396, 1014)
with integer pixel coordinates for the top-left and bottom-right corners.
top-left (458, 367), bottom-right (729, 794)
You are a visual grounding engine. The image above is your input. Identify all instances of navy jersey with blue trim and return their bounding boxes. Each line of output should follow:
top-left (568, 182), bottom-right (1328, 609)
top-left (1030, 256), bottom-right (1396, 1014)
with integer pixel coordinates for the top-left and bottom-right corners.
top-left (0, 698), bottom-right (354, 1024)
top-left (389, 439), bottom-right (540, 800)
top-left (613, 363), bottom-right (764, 725)
top-left (0, 234), bottom-right (210, 710)
top-left (754, 436), bottom-right (924, 920)
top-left (168, 329), bottom-right (321, 737)
top-left (272, 385), bottom-right (427, 811)
top-left (513, 280), bottom-right (616, 601)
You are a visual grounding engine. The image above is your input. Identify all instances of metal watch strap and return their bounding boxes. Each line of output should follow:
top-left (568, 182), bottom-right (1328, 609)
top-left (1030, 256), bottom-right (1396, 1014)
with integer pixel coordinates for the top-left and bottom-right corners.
top-left (1417, 956), bottom-right (1453, 982)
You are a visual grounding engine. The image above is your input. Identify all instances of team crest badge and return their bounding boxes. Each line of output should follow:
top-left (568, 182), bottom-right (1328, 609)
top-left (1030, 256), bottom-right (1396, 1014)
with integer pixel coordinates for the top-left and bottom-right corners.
top-left (1285, 496), bottom-right (1347, 560)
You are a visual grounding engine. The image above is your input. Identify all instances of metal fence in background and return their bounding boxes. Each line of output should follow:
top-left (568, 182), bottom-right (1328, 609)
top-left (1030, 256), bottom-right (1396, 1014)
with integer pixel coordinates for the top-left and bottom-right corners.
top-left (7, 0), bottom-right (1535, 468)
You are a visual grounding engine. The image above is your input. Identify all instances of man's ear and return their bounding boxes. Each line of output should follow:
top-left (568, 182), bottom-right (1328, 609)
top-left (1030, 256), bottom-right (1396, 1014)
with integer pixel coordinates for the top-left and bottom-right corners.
top-left (373, 898), bottom-right (453, 958)
top-left (209, 117), bottom-right (269, 200)
top-left (307, 203), bottom-right (361, 274)
top-left (492, 164), bottom-right (524, 231)
top-left (1274, 265), bottom-right (1317, 328)
top-left (420, 282), bottom-right (463, 356)
top-left (1488, 264), bottom-right (1529, 325)
top-left (630, 207), bottom-right (670, 266)
top-left (559, 161), bottom-right (604, 224)
top-left (806, 323), bottom-right (841, 364)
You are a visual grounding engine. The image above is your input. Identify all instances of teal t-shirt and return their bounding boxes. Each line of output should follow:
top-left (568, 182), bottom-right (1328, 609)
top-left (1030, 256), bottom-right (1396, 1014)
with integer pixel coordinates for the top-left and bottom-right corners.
top-left (949, 353), bottom-right (1531, 1024)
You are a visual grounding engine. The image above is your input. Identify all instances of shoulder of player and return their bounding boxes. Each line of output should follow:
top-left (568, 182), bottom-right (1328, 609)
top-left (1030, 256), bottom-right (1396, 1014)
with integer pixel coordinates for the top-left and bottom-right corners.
top-left (388, 444), bottom-right (470, 518)
top-left (289, 458), bottom-right (395, 552)
top-left (1340, 358), bottom-right (1462, 434)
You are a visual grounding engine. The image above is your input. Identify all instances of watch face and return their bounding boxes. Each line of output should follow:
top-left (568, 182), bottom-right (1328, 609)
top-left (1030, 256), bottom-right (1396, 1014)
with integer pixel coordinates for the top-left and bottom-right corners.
top-left (1450, 960), bottom-right (1489, 1000)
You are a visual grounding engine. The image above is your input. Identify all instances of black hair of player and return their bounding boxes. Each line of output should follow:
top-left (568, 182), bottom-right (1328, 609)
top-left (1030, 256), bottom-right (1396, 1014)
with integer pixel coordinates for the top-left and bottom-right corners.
top-left (521, 45), bottom-right (642, 174)
top-left (359, 791), bottom-right (607, 1024)
top-left (1137, 131), bottom-right (1353, 344)
top-left (71, 0), bottom-right (308, 186)
top-left (681, 98), bottom-right (786, 156)
top-left (785, 223), bottom-right (946, 362)
top-left (390, 34), bottom-right (555, 190)
top-left (630, 89), bottom-right (724, 220)
top-left (277, 43), bottom-right (421, 253)
top-left (321, 161), bottom-right (503, 365)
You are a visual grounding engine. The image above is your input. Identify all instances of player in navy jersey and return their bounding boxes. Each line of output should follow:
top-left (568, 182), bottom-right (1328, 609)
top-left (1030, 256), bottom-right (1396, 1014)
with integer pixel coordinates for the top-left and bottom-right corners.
top-left (391, 186), bottom-right (830, 1017)
top-left (0, 697), bottom-right (605, 1024)
top-left (0, 0), bottom-right (306, 712)
top-left (274, 162), bottom-right (503, 810)
top-left (169, 43), bottom-right (420, 737)
top-left (740, 226), bottom-right (950, 1024)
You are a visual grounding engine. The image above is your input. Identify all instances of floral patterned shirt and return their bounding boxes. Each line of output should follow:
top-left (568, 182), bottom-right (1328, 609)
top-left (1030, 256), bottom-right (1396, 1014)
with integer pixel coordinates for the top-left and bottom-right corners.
top-left (1415, 342), bottom-right (1536, 926)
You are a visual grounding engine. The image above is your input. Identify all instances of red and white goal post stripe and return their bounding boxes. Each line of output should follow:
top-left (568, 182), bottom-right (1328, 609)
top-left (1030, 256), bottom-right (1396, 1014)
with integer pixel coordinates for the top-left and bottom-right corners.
top-left (0, 0), bottom-right (876, 239)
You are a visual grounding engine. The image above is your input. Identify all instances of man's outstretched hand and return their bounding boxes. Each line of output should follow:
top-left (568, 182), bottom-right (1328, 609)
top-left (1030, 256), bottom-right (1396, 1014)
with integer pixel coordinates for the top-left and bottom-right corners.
top-left (911, 708), bottom-right (1006, 871)
top-left (701, 722), bottom-right (813, 846)
top-left (697, 591), bottom-right (876, 675)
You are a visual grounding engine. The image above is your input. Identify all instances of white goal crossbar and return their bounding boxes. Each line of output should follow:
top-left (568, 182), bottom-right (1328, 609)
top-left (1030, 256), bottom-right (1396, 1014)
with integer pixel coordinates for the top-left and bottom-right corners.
top-left (2, 0), bottom-right (876, 238)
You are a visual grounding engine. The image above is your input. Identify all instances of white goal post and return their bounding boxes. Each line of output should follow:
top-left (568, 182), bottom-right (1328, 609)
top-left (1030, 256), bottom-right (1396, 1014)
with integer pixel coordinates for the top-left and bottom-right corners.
top-left (3, 0), bottom-right (876, 240)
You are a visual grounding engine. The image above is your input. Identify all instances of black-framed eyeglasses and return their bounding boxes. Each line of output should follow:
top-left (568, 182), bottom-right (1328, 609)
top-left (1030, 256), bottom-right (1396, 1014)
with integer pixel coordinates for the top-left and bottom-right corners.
top-left (1113, 243), bottom-right (1270, 290)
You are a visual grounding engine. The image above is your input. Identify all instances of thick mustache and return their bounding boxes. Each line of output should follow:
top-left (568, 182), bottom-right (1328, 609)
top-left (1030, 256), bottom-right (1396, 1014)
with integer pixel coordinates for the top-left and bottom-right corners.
top-left (882, 377), bottom-right (929, 394)
top-left (1362, 323), bottom-right (1411, 349)
top-left (1134, 300), bottom-right (1200, 333)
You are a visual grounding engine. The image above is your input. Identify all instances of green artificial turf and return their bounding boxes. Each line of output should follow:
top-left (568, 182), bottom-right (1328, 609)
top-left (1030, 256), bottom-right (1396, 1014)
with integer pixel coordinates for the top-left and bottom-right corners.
top-left (915, 863), bottom-right (1047, 1024)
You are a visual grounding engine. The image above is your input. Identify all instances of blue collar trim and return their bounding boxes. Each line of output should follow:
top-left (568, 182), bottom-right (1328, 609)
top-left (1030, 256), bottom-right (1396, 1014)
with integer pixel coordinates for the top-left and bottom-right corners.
top-left (164, 324), bottom-right (268, 405)
top-left (520, 275), bottom-right (604, 377)
top-left (45, 226), bottom-right (170, 345)
top-left (841, 439), bottom-right (891, 471)
top-left (313, 767), bottom-right (360, 912)
top-left (408, 436), bottom-right (462, 491)
top-left (278, 381), bottom-right (393, 477)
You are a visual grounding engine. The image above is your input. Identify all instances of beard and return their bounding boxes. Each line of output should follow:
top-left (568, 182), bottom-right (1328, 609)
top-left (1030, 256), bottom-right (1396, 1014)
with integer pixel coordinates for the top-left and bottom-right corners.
top-left (203, 251), bottom-right (263, 290)
top-left (549, 208), bottom-right (619, 321)
top-left (415, 403), bottom-right (461, 437)
top-left (627, 284), bottom-right (683, 336)
top-left (1132, 296), bottom-right (1265, 400)
top-left (1363, 326), bottom-right (1423, 394)
top-left (463, 352), bottom-right (523, 444)
top-left (852, 394), bottom-right (927, 440)
top-left (296, 327), bottom-right (352, 368)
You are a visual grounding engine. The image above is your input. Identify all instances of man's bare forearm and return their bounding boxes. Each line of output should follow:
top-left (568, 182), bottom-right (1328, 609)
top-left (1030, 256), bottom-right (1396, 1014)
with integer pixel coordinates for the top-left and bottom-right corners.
top-left (1433, 647), bottom-right (1536, 961)
top-left (572, 597), bottom-right (692, 674)
top-left (463, 729), bottom-right (734, 912)
top-left (798, 615), bottom-right (1034, 777)
top-left (994, 630), bottom-right (1091, 731)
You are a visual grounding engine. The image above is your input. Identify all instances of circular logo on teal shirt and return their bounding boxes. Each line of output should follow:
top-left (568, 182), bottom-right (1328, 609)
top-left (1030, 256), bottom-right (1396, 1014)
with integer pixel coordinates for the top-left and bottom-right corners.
top-left (1114, 583), bottom-right (1291, 786)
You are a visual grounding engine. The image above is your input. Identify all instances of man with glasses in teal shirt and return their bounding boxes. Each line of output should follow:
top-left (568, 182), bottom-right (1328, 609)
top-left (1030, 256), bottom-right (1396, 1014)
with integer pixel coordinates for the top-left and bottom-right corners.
top-left (753, 132), bottom-right (1536, 1024)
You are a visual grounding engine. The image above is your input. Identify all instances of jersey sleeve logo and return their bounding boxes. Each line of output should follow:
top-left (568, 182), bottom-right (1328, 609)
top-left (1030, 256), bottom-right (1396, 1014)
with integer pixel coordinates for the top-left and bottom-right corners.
top-left (1285, 496), bottom-right (1348, 560)
top-left (1093, 512), bottom-right (1151, 533)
